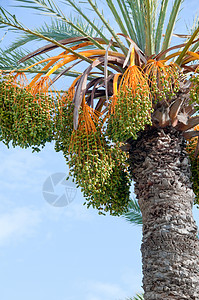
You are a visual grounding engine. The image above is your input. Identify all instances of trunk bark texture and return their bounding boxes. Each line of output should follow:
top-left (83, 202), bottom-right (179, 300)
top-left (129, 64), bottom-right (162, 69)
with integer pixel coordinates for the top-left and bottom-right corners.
top-left (128, 126), bottom-right (199, 300)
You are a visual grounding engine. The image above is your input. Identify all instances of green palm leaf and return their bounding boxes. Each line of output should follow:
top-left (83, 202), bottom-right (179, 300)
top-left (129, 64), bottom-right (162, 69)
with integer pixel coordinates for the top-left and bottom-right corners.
top-left (1, 0), bottom-right (190, 59)
top-left (86, 0), bottom-right (127, 55)
top-left (155, 0), bottom-right (169, 54)
top-left (12, 0), bottom-right (105, 50)
top-left (12, 0), bottom-right (128, 54)
top-left (186, 16), bottom-right (199, 53)
top-left (123, 198), bottom-right (142, 226)
top-left (105, 0), bottom-right (129, 38)
top-left (0, 47), bottom-right (49, 69)
top-left (127, 0), bottom-right (145, 51)
top-left (0, 6), bottom-right (94, 63)
top-left (115, 0), bottom-right (138, 43)
top-left (63, 0), bottom-right (113, 49)
top-left (161, 0), bottom-right (183, 53)
top-left (4, 18), bottom-right (102, 54)
top-left (176, 25), bottom-right (199, 65)
top-left (145, 0), bottom-right (153, 56)
top-left (126, 293), bottom-right (144, 300)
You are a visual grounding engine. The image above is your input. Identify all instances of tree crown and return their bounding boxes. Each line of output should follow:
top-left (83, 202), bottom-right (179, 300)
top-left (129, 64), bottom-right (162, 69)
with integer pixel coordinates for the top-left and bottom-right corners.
top-left (0, 0), bottom-right (199, 215)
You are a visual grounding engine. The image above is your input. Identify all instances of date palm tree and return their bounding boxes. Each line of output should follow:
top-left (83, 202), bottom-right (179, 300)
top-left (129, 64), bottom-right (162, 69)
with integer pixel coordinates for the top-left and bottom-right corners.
top-left (1, 0), bottom-right (199, 298)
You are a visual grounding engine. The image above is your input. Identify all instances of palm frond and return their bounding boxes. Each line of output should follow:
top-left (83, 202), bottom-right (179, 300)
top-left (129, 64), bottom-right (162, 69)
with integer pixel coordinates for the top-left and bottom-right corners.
top-left (115, 0), bottom-right (138, 43)
top-left (63, 0), bottom-right (112, 48)
top-left (127, 0), bottom-right (146, 51)
top-left (145, 0), bottom-right (153, 56)
top-left (123, 198), bottom-right (142, 226)
top-left (4, 18), bottom-right (102, 54)
top-left (176, 25), bottom-right (199, 65)
top-left (188, 16), bottom-right (199, 52)
top-left (0, 7), bottom-right (94, 63)
top-left (86, 0), bottom-right (127, 55)
top-left (12, 0), bottom-right (105, 50)
top-left (125, 0), bottom-right (157, 55)
top-left (0, 47), bottom-right (50, 69)
top-left (105, 0), bottom-right (129, 39)
top-left (134, 293), bottom-right (144, 300)
top-left (126, 293), bottom-right (144, 300)
top-left (0, 47), bottom-right (86, 79)
top-left (155, 0), bottom-right (169, 54)
top-left (161, 0), bottom-right (183, 53)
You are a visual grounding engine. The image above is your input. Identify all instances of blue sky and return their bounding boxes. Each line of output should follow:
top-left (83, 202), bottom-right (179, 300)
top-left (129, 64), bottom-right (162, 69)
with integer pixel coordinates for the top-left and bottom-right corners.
top-left (0, 1), bottom-right (199, 300)
top-left (0, 143), bottom-right (143, 300)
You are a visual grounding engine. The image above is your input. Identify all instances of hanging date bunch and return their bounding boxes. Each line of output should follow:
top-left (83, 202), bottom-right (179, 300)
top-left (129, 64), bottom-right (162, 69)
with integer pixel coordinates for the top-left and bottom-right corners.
top-left (56, 93), bottom-right (131, 215)
top-left (190, 72), bottom-right (199, 109)
top-left (106, 48), bottom-right (152, 143)
top-left (145, 59), bottom-right (180, 103)
top-left (90, 144), bottom-right (131, 215)
top-left (54, 86), bottom-right (75, 153)
top-left (0, 73), bottom-right (16, 145)
top-left (0, 73), bottom-right (55, 151)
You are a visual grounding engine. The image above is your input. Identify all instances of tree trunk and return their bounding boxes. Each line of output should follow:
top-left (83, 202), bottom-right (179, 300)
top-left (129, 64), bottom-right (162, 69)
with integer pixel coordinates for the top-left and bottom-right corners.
top-left (128, 126), bottom-right (199, 300)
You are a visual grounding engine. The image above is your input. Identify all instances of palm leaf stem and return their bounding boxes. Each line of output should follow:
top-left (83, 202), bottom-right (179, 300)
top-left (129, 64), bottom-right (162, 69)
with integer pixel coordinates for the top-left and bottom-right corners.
top-left (123, 198), bottom-right (142, 226)
top-left (190, 40), bottom-right (199, 53)
top-left (127, 0), bottom-right (145, 51)
top-left (86, 0), bottom-right (128, 56)
top-left (145, 0), bottom-right (152, 56)
top-left (176, 26), bottom-right (199, 65)
top-left (161, 0), bottom-right (183, 53)
top-left (0, 68), bottom-right (97, 79)
top-left (105, 0), bottom-right (130, 44)
top-left (11, 0), bottom-right (105, 51)
top-left (155, 0), bottom-right (169, 54)
top-left (0, 8), bottom-right (94, 64)
top-left (115, 0), bottom-right (138, 44)
top-left (62, 0), bottom-right (116, 50)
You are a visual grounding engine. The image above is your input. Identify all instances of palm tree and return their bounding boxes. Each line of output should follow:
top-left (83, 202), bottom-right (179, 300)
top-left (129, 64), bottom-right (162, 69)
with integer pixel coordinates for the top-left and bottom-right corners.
top-left (0, 0), bottom-right (199, 298)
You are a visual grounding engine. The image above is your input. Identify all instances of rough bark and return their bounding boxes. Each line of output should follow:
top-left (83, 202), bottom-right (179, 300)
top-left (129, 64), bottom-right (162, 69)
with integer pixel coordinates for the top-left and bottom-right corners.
top-left (128, 126), bottom-right (199, 300)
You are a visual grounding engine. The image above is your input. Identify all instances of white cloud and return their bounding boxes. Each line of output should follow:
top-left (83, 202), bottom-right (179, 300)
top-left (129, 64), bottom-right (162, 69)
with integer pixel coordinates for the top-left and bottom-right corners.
top-left (0, 207), bottom-right (41, 246)
top-left (78, 269), bottom-right (143, 300)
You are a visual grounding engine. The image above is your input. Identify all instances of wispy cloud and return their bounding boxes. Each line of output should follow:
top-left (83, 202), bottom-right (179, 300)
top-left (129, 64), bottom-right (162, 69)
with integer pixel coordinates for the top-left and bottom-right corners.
top-left (0, 207), bottom-right (41, 246)
top-left (77, 268), bottom-right (143, 300)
